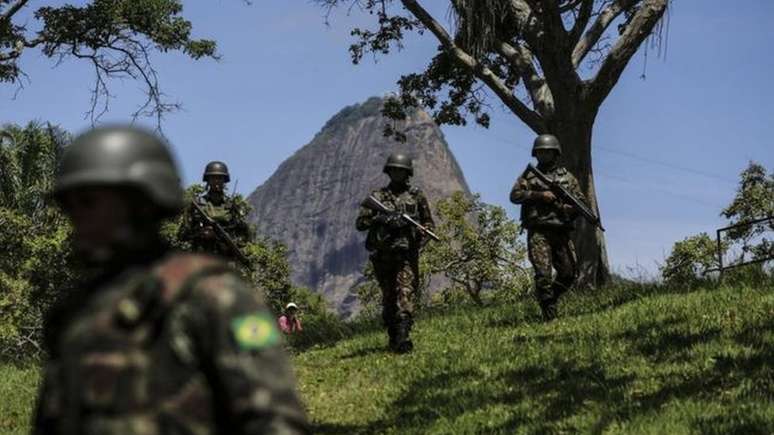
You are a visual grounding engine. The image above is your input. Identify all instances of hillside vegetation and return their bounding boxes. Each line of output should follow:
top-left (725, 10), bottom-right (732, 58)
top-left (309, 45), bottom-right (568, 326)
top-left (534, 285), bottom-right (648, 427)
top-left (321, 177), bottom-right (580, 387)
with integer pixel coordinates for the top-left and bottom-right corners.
top-left (295, 280), bottom-right (773, 434)
top-left (2, 279), bottom-right (772, 434)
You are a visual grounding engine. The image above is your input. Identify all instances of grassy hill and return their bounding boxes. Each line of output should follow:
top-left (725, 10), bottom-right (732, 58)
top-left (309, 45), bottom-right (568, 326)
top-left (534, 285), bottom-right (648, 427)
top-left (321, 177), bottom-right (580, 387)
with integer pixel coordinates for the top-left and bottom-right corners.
top-left (2, 280), bottom-right (773, 434)
top-left (295, 281), bottom-right (774, 434)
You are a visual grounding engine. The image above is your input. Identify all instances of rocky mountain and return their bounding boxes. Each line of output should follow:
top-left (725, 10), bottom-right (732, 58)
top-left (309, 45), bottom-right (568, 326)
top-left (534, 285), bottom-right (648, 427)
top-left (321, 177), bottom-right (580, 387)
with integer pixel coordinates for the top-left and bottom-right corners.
top-left (247, 97), bottom-right (471, 317)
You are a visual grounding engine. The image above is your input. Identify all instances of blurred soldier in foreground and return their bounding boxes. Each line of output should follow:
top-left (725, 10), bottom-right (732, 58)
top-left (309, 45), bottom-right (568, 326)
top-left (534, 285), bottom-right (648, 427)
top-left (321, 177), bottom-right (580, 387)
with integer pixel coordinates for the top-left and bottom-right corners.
top-left (510, 134), bottom-right (591, 321)
top-left (178, 160), bottom-right (252, 266)
top-left (34, 126), bottom-right (309, 434)
top-left (356, 153), bottom-right (436, 354)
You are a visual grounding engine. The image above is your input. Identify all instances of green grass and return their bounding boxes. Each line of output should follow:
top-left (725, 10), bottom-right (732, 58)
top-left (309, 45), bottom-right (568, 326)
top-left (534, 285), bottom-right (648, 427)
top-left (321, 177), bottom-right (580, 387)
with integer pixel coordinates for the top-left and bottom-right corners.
top-left (0, 364), bottom-right (39, 434)
top-left (2, 282), bottom-right (773, 434)
top-left (295, 283), bottom-right (774, 434)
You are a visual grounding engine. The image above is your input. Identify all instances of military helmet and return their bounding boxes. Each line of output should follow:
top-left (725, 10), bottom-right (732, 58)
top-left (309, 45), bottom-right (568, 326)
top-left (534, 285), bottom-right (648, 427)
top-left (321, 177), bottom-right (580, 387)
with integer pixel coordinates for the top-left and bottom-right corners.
top-left (531, 134), bottom-right (562, 156)
top-left (52, 125), bottom-right (184, 217)
top-left (203, 160), bottom-right (230, 183)
top-left (383, 153), bottom-right (413, 175)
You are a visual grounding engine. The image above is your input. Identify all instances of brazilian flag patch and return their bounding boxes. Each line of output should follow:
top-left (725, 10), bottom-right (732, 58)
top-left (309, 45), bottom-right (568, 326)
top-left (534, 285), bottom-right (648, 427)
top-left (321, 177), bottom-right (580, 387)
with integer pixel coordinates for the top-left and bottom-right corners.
top-left (230, 313), bottom-right (280, 351)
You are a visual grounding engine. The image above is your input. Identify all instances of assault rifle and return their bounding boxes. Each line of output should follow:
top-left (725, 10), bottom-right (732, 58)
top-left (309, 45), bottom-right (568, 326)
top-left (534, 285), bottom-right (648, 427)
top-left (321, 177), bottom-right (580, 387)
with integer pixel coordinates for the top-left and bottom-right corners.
top-left (526, 163), bottom-right (605, 232)
top-left (363, 194), bottom-right (441, 242)
top-left (190, 200), bottom-right (252, 267)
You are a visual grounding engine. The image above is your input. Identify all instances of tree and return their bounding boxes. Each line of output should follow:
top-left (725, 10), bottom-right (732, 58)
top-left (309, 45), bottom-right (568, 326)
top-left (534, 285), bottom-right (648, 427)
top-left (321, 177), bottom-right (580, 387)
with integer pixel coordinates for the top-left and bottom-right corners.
top-left (424, 192), bottom-right (529, 305)
top-left (1, 0), bottom-right (217, 124)
top-left (721, 162), bottom-right (774, 263)
top-left (0, 122), bottom-right (75, 361)
top-left (317, 0), bottom-right (671, 287)
top-left (661, 233), bottom-right (724, 287)
top-left (662, 162), bottom-right (773, 285)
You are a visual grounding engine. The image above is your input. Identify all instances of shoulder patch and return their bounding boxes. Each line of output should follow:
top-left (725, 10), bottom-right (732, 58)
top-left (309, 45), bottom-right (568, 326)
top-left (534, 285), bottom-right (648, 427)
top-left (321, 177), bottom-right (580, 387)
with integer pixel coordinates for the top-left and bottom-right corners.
top-left (230, 312), bottom-right (280, 351)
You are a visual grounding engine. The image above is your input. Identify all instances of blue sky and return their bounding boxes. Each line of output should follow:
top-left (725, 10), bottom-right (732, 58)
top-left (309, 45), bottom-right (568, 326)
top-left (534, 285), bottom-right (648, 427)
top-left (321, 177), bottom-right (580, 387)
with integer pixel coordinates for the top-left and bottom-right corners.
top-left (2, 1), bottom-right (772, 277)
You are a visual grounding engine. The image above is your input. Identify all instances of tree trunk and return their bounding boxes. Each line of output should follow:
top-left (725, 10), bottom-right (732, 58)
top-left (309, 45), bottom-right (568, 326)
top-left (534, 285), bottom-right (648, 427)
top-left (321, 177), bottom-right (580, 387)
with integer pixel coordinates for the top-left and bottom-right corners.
top-left (549, 113), bottom-right (611, 288)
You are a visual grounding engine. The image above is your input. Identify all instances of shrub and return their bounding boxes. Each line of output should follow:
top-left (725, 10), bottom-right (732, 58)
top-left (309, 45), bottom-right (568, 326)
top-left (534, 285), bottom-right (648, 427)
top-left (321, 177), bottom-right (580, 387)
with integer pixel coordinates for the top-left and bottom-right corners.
top-left (661, 233), bottom-right (723, 287)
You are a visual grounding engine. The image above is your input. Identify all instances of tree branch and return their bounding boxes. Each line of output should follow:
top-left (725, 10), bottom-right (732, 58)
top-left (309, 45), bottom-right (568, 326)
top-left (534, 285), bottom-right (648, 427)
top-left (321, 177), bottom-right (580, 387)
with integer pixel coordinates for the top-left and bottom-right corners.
top-left (507, 0), bottom-right (581, 106)
top-left (0, 0), bottom-right (29, 22)
top-left (587, 0), bottom-right (668, 106)
top-left (495, 41), bottom-right (554, 117)
top-left (572, 0), bottom-right (637, 68)
top-left (568, 0), bottom-right (595, 47)
top-left (401, 0), bottom-right (546, 133)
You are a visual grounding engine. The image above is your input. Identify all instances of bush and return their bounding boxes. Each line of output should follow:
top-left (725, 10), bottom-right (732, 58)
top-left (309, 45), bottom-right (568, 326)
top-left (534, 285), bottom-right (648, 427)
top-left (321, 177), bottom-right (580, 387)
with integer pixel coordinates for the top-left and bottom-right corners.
top-left (424, 192), bottom-right (529, 305)
top-left (0, 122), bottom-right (74, 362)
top-left (283, 286), bottom-right (360, 352)
top-left (661, 233), bottom-right (722, 287)
top-left (721, 161), bottom-right (774, 264)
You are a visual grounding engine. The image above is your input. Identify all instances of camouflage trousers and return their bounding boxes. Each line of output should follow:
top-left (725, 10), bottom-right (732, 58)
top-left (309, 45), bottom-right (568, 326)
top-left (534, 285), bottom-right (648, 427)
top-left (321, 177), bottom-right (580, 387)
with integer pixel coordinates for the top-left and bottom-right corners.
top-left (371, 250), bottom-right (418, 331)
top-left (527, 228), bottom-right (578, 305)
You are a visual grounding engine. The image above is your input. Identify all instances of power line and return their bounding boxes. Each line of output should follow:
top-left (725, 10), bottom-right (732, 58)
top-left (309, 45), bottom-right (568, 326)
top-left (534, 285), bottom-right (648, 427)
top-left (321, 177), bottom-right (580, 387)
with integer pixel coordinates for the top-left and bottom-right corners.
top-left (594, 144), bottom-right (736, 185)
top-left (487, 134), bottom-right (726, 209)
top-left (490, 134), bottom-right (736, 185)
top-left (594, 169), bottom-right (723, 209)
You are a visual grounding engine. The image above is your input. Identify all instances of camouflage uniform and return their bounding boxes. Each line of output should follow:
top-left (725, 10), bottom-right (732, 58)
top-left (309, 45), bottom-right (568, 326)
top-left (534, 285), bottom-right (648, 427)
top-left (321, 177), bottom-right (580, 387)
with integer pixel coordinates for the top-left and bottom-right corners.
top-left (510, 135), bottom-right (585, 320)
top-left (35, 126), bottom-right (309, 434)
top-left (356, 154), bottom-right (434, 352)
top-left (35, 254), bottom-right (309, 434)
top-left (178, 192), bottom-right (252, 260)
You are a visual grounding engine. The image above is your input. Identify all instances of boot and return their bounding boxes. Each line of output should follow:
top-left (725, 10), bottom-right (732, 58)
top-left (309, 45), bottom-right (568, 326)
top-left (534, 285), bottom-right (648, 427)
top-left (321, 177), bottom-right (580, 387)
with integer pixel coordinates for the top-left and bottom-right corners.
top-left (387, 324), bottom-right (399, 351)
top-left (539, 299), bottom-right (557, 322)
top-left (394, 319), bottom-right (413, 354)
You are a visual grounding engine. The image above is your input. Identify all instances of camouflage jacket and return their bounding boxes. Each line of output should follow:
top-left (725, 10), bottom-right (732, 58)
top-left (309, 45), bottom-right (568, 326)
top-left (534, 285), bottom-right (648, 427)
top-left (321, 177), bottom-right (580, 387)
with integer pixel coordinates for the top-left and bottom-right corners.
top-left (510, 164), bottom-right (586, 230)
top-left (34, 253), bottom-right (309, 435)
top-left (178, 193), bottom-right (252, 258)
top-left (356, 183), bottom-right (435, 252)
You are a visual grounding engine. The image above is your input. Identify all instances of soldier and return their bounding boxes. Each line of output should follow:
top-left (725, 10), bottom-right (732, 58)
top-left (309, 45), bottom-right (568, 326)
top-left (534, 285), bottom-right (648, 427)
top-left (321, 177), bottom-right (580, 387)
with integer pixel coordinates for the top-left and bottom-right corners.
top-left (34, 126), bottom-right (309, 434)
top-left (510, 134), bottom-right (586, 321)
top-left (178, 161), bottom-right (252, 264)
top-left (356, 153), bottom-right (435, 354)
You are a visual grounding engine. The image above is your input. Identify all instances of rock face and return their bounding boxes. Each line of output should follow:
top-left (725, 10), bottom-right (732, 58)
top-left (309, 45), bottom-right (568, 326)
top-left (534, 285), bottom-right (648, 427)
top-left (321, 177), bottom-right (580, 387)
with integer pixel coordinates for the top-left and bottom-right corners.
top-left (247, 97), bottom-right (471, 317)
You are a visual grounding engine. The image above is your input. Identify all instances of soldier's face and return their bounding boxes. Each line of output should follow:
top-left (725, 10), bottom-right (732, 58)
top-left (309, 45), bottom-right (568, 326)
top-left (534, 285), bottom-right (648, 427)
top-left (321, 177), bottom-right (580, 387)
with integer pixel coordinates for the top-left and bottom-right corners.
top-left (535, 149), bottom-right (558, 165)
top-left (207, 175), bottom-right (227, 193)
top-left (60, 187), bottom-right (132, 261)
top-left (387, 168), bottom-right (410, 184)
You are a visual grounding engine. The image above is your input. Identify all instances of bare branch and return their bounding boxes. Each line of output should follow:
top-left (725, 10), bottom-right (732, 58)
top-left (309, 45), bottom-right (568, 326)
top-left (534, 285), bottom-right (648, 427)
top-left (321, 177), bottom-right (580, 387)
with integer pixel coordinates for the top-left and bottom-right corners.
top-left (572, 0), bottom-right (638, 68)
top-left (506, 0), bottom-right (581, 104)
top-left (495, 41), bottom-right (554, 117)
top-left (559, 0), bottom-right (585, 14)
top-left (568, 0), bottom-right (595, 46)
top-left (587, 0), bottom-right (668, 106)
top-left (0, 0), bottom-right (29, 22)
top-left (401, 0), bottom-right (546, 133)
